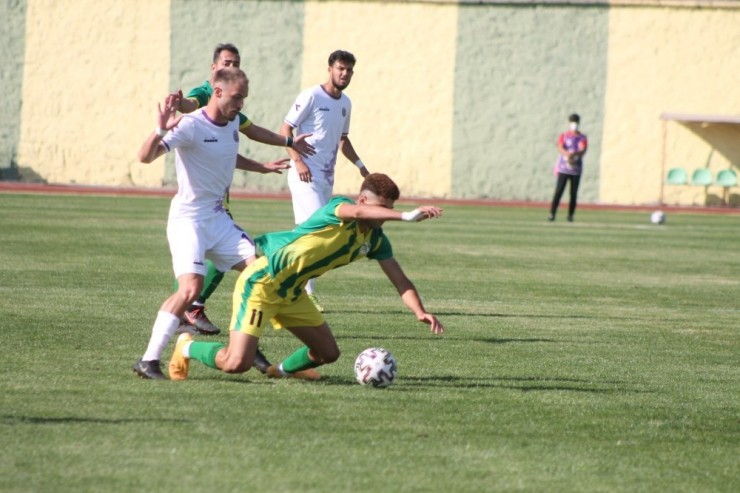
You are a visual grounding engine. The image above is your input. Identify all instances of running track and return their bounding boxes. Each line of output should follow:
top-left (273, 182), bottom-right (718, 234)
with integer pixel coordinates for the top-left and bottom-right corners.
top-left (1, 181), bottom-right (738, 216)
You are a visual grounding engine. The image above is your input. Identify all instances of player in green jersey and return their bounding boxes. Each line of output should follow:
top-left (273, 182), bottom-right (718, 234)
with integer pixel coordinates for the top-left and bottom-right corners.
top-left (167, 173), bottom-right (444, 381)
top-left (171, 43), bottom-right (314, 345)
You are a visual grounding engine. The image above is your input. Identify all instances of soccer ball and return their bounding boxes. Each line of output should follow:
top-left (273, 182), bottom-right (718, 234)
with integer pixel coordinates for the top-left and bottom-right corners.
top-left (650, 210), bottom-right (666, 224)
top-left (354, 347), bottom-right (397, 388)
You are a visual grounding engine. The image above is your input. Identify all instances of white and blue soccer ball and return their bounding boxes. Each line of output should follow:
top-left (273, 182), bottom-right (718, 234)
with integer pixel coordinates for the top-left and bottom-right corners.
top-left (650, 210), bottom-right (666, 225)
top-left (354, 347), bottom-right (397, 388)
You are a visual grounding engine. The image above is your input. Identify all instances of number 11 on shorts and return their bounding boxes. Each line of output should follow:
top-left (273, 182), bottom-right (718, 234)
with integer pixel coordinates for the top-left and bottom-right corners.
top-left (248, 309), bottom-right (263, 327)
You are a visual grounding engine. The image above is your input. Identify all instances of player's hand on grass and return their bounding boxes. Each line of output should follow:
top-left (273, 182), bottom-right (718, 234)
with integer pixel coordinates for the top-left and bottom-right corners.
top-left (419, 313), bottom-right (444, 334)
top-left (292, 133), bottom-right (315, 157)
top-left (401, 206), bottom-right (443, 222)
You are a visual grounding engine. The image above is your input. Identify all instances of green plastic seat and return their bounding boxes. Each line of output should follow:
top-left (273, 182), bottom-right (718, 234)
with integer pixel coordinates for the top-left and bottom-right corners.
top-left (690, 168), bottom-right (713, 186)
top-left (715, 169), bottom-right (737, 187)
top-left (665, 168), bottom-right (688, 185)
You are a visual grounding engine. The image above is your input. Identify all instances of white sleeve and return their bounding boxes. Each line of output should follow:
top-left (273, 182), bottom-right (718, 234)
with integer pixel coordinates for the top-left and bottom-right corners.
top-left (284, 90), bottom-right (313, 129)
top-left (162, 116), bottom-right (194, 152)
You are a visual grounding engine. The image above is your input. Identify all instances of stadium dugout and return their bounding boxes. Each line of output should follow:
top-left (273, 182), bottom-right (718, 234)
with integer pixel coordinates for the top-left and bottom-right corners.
top-left (659, 112), bottom-right (740, 206)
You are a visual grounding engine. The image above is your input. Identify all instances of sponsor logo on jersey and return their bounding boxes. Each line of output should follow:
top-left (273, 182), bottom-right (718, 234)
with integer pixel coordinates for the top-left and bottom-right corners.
top-left (204, 138), bottom-right (218, 143)
top-left (342, 107), bottom-right (347, 117)
top-left (233, 130), bottom-right (239, 142)
top-left (319, 107), bottom-right (330, 112)
top-left (359, 242), bottom-right (370, 255)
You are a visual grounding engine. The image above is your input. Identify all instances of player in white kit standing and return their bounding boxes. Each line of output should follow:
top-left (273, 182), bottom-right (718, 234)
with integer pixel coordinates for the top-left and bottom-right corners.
top-left (279, 50), bottom-right (370, 312)
top-left (133, 67), bottom-right (289, 380)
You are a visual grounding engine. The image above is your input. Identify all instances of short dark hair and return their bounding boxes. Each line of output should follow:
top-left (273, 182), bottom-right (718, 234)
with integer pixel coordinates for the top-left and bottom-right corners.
top-left (361, 173), bottom-right (400, 201)
top-left (213, 67), bottom-right (247, 85)
top-left (328, 50), bottom-right (356, 67)
top-left (213, 43), bottom-right (239, 63)
top-left (568, 113), bottom-right (581, 123)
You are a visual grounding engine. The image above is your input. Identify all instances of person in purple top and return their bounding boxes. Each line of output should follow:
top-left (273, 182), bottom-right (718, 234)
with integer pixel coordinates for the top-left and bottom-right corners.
top-left (548, 113), bottom-right (588, 222)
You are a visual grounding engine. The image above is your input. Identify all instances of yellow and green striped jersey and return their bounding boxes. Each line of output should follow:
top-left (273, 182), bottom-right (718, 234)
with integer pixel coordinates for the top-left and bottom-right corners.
top-left (255, 196), bottom-right (393, 301)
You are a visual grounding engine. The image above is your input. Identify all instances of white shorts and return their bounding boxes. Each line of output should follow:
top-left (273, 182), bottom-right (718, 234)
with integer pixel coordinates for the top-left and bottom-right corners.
top-left (288, 174), bottom-right (333, 224)
top-left (166, 212), bottom-right (255, 278)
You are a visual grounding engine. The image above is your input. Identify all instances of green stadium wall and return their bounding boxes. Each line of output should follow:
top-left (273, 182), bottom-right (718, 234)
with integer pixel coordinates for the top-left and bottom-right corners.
top-left (453, 4), bottom-right (608, 202)
top-left (2, 0), bottom-right (738, 206)
top-left (0, 0), bottom-right (27, 181)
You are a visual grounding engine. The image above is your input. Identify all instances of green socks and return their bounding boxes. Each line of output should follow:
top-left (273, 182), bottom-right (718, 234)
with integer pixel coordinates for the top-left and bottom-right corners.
top-left (189, 342), bottom-right (322, 373)
top-left (189, 341), bottom-right (225, 369)
top-left (198, 261), bottom-right (225, 303)
top-left (281, 346), bottom-right (321, 373)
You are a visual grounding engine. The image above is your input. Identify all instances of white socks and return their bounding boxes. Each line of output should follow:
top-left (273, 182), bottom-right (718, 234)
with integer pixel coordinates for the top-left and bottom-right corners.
top-left (142, 311), bottom-right (180, 361)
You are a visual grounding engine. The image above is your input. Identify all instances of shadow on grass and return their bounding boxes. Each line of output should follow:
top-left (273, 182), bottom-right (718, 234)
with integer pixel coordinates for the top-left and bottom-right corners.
top-left (158, 374), bottom-right (650, 395)
top-left (476, 337), bottom-right (557, 344)
top-left (314, 375), bottom-right (650, 394)
top-left (395, 375), bottom-right (652, 394)
top-left (336, 334), bottom-right (557, 344)
top-left (328, 308), bottom-right (615, 320)
top-left (1, 414), bottom-right (185, 425)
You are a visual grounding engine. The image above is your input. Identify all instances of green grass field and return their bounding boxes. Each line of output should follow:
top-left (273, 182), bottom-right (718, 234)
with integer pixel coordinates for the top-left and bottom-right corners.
top-left (1, 192), bottom-right (738, 493)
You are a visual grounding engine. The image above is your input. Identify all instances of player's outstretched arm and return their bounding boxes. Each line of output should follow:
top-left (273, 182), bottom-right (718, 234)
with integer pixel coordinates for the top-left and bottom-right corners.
top-left (235, 155), bottom-right (290, 174)
top-left (378, 258), bottom-right (444, 335)
top-left (138, 94), bottom-right (183, 163)
top-left (175, 89), bottom-right (201, 114)
top-left (245, 124), bottom-right (315, 157)
top-left (337, 204), bottom-right (443, 223)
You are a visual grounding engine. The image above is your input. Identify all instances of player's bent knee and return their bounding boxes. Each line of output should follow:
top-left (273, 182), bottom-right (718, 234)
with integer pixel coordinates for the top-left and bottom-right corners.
top-left (181, 291), bottom-right (200, 306)
top-left (221, 359), bottom-right (251, 374)
top-left (177, 283), bottom-right (203, 306)
top-left (218, 352), bottom-right (251, 374)
top-left (314, 347), bottom-right (340, 365)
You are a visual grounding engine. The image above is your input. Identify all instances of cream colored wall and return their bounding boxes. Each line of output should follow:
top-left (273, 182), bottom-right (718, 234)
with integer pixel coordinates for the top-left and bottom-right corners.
top-left (17, 0), bottom-right (170, 187)
top-left (601, 7), bottom-right (740, 205)
top-left (301, 1), bottom-right (457, 198)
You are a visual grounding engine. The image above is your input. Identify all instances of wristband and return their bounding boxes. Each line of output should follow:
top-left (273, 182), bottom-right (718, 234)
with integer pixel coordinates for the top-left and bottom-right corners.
top-left (401, 209), bottom-right (424, 222)
top-left (286, 136), bottom-right (294, 148)
top-left (354, 159), bottom-right (366, 169)
top-left (154, 127), bottom-right (167, 138)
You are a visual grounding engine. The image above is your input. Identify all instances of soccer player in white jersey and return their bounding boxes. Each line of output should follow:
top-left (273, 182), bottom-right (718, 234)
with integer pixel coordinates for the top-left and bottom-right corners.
top-left (168, 43), bottom-right (314, 338)
top-left (133, 67), bottom-right (291, 380)
top-left (280, 50), bottom-right (370, 312)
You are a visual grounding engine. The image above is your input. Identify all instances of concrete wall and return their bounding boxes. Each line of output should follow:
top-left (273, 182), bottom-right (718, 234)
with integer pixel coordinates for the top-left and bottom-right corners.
top-left (15, 0), bottom-right (169, 187)
top-left (169, 0), bottom-right (306, 191)
top-left (601, 7), bottom-right (740, 206)
top-left (453, 4), bottom-right (608, 202)
top-left (301, 1), bottom-right (457, 198)
top-left (0, 0), bottom-right (27, 180)
top-left (2, 0), bottom-right (738, 205)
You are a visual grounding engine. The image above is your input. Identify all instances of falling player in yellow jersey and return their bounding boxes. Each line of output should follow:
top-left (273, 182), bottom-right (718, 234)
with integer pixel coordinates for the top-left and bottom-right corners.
top-left (168, 173), bottom-right (444, 381)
